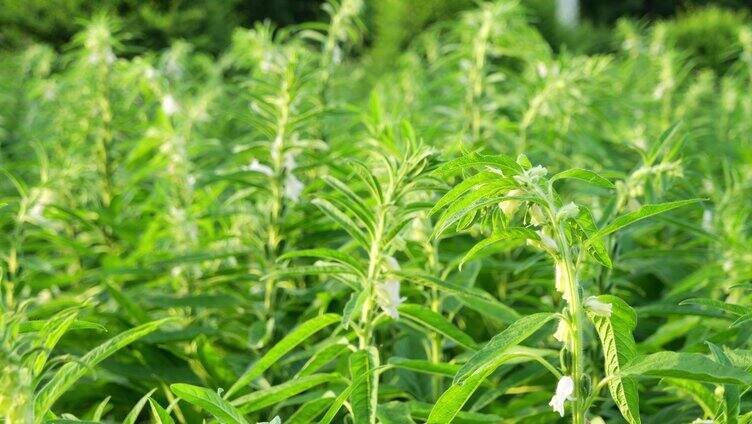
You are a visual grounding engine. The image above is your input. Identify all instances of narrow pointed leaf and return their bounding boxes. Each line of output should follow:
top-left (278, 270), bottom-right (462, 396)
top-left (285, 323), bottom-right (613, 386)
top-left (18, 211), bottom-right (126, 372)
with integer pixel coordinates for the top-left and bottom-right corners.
top-left (349, 347), bottom-right (379, 424)
top-left (171, 384), bottom-right (248, 424)
top-left (398, 304), bottom-right (478, 350)
top-left (587, 295), bottom-right (641, 424)
top-left (585, 199), bottom-right (703, 245)
top-left (226, 313), bottom-right (340, 398)
top-left (454, 313), bottom-right (556, 385)
top-left (623, 351), bottom-right (752, 385)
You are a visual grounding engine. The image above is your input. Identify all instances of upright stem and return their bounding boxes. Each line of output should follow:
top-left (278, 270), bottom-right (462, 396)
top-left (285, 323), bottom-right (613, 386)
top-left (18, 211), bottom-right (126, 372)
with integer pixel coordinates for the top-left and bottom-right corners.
top-left (539, 186), bottom-right (586, 424)
top-left (263, 76), bottom-right (291, 314)
top-left (558, 241), bottom-right (585, 424)
top-left (359, 208), bottom-right (385, 349)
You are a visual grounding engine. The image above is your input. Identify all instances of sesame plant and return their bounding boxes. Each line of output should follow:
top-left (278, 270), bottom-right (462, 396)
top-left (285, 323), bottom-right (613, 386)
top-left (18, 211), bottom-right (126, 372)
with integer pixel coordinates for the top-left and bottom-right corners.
top-left (1, 0), bottom-right (752, 423)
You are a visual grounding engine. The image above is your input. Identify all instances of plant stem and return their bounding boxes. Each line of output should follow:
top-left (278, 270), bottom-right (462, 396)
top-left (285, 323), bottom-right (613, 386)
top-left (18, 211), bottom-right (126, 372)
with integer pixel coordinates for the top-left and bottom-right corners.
top-left (360, 207), bottom-right (385, 349)
top-left (539, 186), bottom-right (586, 424)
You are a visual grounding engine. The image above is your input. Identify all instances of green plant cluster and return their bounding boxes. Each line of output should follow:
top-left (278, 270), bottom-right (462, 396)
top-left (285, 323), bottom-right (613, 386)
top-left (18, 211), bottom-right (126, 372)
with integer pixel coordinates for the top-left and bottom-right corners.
top-left (1, 1), bottom-right (751, 423)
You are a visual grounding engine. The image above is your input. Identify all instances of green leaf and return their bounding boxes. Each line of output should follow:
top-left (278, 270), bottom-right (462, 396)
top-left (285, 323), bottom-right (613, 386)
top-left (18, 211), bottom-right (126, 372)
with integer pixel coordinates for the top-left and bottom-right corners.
top-left (679, 298), bottom-right (748, 316)
top-left (431, 186), bottom-right (510, 238)
top-left (400, 272), bottom-right (519, 324)
top-left (458, 228), bottom-right (538, 268)
top-left (342, 291), bottom-right (366, 329)
top-left (427, 352), bottom-right (519, 424)
top-left (123, 389), bottom-right (156, 424)
top-left (575, 206), bottom-right (612, 268)
top-left (148, 399), bottom-right (176, 424)
top-left (319, 381), bottom-right (355, 424)
top-left (105, 282), bottom-right (151, 325)
top-left (434, 152), bottom-right (523, 177)
top-left (429, 370), bottom-right (488, 424)
top-left (623, 351), bottom-right (752, 385)
top-left (226, 313), bottom-right (340, 398)
top-left (197, 336), bottom-right (237, 387)
top-left (377, 402), bottom-right (416, 424)
top-left (349, 347), bottom-right (379, 424)
top-left (171, 384), bottom-right (248, 424)
top-left (313, 198), bottom-right (370, 249)
top-left (19, 319), bottom-right (106, 334)
top-left (663, 379), bottom-right (719, 417)
top-left (28, 309), bottom-right (79, 376)
top-left (296, 340), bottom-right (350, 377)
top-left (585, 199), bottom-right (704, 245)
top-left (708, 343), bottom-right (740, 424)
top-left (323, 175), bottom-right (375, 229)
top-left (586, 295), bottom-right (641, 424)
top-left (279, 248), bottom-right (365, 278)
top-left (398, 304), bottom-right (478, 350)
top-left (232, 374), bottom-right (342, 413)
top-left (454, 313), bottom-right (556, 385)
top-left (387, 357), bottom-right (460, 377)
top-left (551, 168), bottom-right (615, 189)
top-left (272, 265), bottom-right (355, 278)
top-left (429, 172), bottom-right (498, 216)
top-left (34, 318), bottom-right (174, 419)
top-left (287, 396), bottom-right (335, 424)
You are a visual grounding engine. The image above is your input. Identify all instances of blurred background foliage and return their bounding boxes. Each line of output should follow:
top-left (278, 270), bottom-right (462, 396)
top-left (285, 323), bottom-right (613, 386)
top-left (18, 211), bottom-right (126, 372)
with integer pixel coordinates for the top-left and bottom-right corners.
top-left (2, 0), bottom-right (752, 68)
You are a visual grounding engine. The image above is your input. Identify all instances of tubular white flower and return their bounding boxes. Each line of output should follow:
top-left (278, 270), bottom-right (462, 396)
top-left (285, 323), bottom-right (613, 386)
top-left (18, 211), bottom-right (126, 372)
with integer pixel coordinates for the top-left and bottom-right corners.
top-left (498, 189), bottom-right (523, 217)
top-left (284, 174), bottom-right (304, 202)
top-left (246, 159), bottom-right (273, 176)
top-left (257, 417), bottom-right (282, 424)
top-left (557, 202), bottom-right (579, 220)
top-left (376, 279), bottom-right (405, 320)
top-left (527, 165), bottom-right (548, 179)
top-left (376, 256), bottom-right (405, 320)
top-left (284, 152), bottom-right (297, 171)
top-left (384, 255), bottom-right (401, 271)
top-left (513, 165), bottom-right (548, 185)
top-left (584, 296), bottom-right (612, 317)
top-left (555, 261), bottom-right (571, 302)
top-left (162, 94), bottom-right (179, 116)
top-left (530, 205), bottom-right (546, 226)
top-left (549, 375), bottom-right (574, 417)
top-left (553, 318), bottom-right (570, 345)
top-left (537, 230), bottom-right (558, 252)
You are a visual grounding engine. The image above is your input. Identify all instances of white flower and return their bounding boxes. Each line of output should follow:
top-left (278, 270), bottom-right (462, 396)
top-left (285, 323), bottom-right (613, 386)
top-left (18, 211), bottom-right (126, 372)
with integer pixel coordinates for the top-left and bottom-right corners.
top-left (284, 152), bottom-right (297, 171)
top-left (513, 165), bottom-right (548, 185)
top-left (585, 296), bottom-right (612, 317)
top-left (375, 279), bottom-right (405, 320)
top-left (498, 189), bottom-right (523, 217)
top-left (257, 417), bottom-right (282, 424)
top-left (555, 261), bottom-right (571, 303)
top-left (246, 159), bottom-right (273, 176)
top-left (284, 174), bottom-right (304, 202)
top-left (376, 256), bottom-right (405, 320)
top-left (690, 420), bottom-right (714, 424)
top-left (162, 94), bottom-right (179, 116)
top-left (529, 205), bottom-right (546, 226)
top-left (332, 45), bottom-right (342, 65)
top-left (527, 165), bottom-right (548, 180)
top-left (549, 375), bottom-right (574, 417)
top-left (537, 230), bottom-right (558, 252)
top-left (384, 256), bottom-right (400, 271)
top-left (553, 318), bottom-right (570, 345)
top-left (702, 209), bottom-right (713, 232)
top-left (144, 66), bottom-right (156, 79)
top-left (557, 202), bottom-right (579, 220)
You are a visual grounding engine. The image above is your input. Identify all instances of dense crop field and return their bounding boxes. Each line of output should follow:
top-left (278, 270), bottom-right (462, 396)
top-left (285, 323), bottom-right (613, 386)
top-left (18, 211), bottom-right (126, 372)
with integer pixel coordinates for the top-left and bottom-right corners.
top-left (1, 1), bottom-right (752, 423)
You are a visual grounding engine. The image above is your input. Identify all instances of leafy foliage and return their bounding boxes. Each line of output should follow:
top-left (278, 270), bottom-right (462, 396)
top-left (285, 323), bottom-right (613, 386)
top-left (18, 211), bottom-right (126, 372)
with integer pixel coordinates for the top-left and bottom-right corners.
top-left (1, 1), bottom-right (752, 423)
